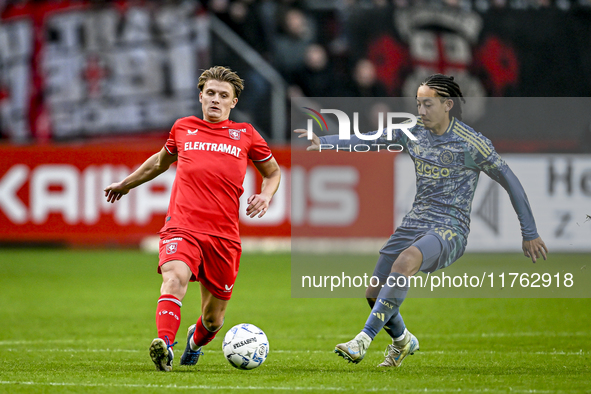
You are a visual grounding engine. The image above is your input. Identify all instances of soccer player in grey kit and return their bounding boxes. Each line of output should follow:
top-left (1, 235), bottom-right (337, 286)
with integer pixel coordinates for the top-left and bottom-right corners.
top-left (295, 74), bottom-right (548, 368)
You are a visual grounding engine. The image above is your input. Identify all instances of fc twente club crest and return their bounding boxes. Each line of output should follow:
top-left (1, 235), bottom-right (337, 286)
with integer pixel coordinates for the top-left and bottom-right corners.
top-left (229, 129), bottom-right (241, 140)
top-left (166, 243), bottom-right (177, 255)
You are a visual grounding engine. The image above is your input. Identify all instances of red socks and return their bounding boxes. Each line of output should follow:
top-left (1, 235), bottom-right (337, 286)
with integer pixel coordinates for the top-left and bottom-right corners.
top-left (155, 295), bottom-right (221, 349)
top-left (156, 294), bottom-right (182, 343)
top-left (192, 316), bottom-right (221, 348)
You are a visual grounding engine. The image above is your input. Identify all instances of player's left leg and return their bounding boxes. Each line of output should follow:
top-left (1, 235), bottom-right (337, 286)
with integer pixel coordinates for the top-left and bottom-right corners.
top-left (376, 232), bottom-right (461, 367)
top-left (180, 285), bottom-right (228, 365)
top-left (180, 233), bottom-right (240, 366)
top-left (335, 229), bottom-right (421, 364)
top-left (365, 280), bottom-right (416, 367)
top-left (366, 298), bottom-right (406, 341)
top-left (366, 229), bottom-right (421, 341)
top-left (371, 235), bottom-right (443, 367)
top-left (335, 247), bottom-right (423, 363)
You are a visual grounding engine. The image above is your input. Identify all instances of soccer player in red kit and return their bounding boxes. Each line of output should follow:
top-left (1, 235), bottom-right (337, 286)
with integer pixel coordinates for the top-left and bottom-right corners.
top-left (104, 66), bottom-right (281, 372)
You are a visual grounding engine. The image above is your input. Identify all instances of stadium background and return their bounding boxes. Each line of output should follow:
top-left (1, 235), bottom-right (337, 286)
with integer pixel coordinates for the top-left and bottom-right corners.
top-left (1, 0), bottom-right (590, 250)
top-left (1, 1), bottom-right (590, 392)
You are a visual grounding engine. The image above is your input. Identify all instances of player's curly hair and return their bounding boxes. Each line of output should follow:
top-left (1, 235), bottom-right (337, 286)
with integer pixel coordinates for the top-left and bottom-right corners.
top-left (198, 66), bottom-right (244, 98)
top-left (420, 74), bottom-right (466, 121)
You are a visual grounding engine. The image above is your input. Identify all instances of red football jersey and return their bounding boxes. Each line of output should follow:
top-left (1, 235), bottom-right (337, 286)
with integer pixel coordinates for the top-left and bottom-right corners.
top-left (160, 116), bottom-right (273, 242)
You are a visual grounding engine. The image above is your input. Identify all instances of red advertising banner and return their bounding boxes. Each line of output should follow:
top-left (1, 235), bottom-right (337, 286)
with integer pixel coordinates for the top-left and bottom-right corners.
top-left (0, 138), bottom-right (170, 244)
top-left (290, 149), bottom-right (395, 238)
top-left (0, 141), bottom-right (397, 245)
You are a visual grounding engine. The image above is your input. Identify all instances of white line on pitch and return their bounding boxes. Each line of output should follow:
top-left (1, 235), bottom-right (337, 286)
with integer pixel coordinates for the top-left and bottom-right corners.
top-left (0, 339), bottom-right (77, 345)
top-left (2, 348), bottom-right (586, 356)
top-left (0, 381), bottom-right (563, 393)
top-left (3, 331), bottom-right (588, 347)
top-left (4, 348), bottom-right (141, 353)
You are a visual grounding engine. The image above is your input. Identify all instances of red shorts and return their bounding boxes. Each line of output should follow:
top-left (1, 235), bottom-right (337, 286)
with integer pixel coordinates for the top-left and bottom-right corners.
top-left (158, 230), bottom-right (242, 300)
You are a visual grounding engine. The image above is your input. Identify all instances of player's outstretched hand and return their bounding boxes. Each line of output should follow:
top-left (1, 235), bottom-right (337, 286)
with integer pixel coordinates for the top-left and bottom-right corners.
top-left (294, 129), bottom-right (320, 151)
top-left (522, 236), bottom-right (548, 263)
top-left (104, 182), bottom-right (130, 203)
top-left (246, 193), bottom-right (272, 218)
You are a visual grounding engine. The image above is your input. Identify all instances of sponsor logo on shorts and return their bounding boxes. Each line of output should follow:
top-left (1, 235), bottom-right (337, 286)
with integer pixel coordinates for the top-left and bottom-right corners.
top-left (166, 243), bottom-right (177, 254)
top-left (434, 227), bottom-right (458, 241)
top-left (224, 284), bottom-right (234, 292)
top-left (162, 237), bottom-right (182, 244)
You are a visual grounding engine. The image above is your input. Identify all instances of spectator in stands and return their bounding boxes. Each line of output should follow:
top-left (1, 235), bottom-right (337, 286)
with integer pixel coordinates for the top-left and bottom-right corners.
top-left (208, 0), bottom-right (269, 57)
top-left (350, 59), bottom-right (389, 97)
top-left (272, 8), bottom-right (315, 82)
top-left (257, 0), bottom-right (308, 60)
top-left (291, 43), bottom-right (344, 97)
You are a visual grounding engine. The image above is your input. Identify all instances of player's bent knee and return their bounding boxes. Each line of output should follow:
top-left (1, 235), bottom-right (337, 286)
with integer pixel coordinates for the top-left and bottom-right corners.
top-left (392, 246), bottom-right (423, 276)
top-left (202, 313), bottom-right (224, 332)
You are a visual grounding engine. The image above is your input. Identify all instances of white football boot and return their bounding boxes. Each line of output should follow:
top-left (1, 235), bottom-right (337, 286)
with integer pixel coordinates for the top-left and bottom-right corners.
top-left (377, 328), bottom-right (419, 367)
top-left (334, 332), bottom-right (371, 364)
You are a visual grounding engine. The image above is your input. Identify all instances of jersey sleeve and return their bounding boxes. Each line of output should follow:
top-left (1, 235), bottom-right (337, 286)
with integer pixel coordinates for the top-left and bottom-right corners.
top-left (164, 120), bottom-right (180, 155)
top-left (248, 127), bottom-right (273, 162)
top-left (466, 136), bottom-right (539, 241)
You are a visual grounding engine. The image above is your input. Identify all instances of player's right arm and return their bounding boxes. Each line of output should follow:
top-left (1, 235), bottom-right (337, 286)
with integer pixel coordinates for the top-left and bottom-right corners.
top-left (104, 147), bottom-right (177, 203)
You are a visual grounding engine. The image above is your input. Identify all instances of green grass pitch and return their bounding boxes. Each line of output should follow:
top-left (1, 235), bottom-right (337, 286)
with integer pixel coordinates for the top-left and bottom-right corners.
top-left (0, 249), bottom-right (589, 393)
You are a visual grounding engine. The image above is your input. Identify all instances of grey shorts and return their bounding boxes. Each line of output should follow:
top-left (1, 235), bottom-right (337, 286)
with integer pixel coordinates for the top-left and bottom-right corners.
top-left (373, 226), bottom-right (467, 281)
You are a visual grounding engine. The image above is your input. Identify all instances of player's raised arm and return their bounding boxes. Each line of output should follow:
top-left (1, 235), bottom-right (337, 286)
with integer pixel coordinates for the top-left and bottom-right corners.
top-left (246, 157), bottom-right (281, 218)
top-left (104, 147), bottom-right (177, 203)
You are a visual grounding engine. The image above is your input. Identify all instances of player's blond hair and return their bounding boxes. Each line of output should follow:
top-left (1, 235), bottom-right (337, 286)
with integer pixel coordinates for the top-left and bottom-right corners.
top-left (198, 66), bottom-right (244, 98)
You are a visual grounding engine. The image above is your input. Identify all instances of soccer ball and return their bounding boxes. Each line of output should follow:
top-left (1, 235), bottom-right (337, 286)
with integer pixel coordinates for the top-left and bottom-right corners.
top-left (222, 323), bottom-right (269, 370)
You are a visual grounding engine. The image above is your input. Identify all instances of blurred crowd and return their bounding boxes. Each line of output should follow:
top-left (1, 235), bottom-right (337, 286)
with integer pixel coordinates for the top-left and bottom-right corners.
top-left (2, 0), bottom-right (591, 101)
top-left (1, 0), bottom-right (591, 147)
top-left (202, 0), bottom-right (591, 100)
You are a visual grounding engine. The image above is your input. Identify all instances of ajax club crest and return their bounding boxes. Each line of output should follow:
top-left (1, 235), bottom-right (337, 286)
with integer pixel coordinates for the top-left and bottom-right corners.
top-left (440, 150), bottom-right (454, 165)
